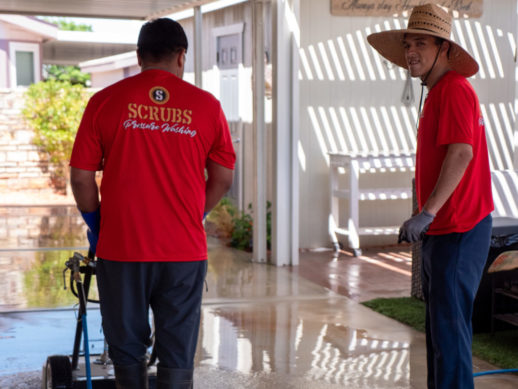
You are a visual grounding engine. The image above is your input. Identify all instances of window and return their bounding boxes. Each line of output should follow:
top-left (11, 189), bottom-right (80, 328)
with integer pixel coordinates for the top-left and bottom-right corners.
top-left (15, 51), bottom-right (35, 85)
top-left (9, 42), bottom-right (40, 87)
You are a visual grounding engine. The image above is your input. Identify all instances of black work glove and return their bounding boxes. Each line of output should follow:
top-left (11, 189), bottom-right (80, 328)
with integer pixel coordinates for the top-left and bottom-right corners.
top-left (398, 210), bottom-right (435, 243)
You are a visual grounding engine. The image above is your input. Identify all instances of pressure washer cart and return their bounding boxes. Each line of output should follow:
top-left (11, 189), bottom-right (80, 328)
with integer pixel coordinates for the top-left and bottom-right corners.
top-left (41, 252), bottom-right (157, 389)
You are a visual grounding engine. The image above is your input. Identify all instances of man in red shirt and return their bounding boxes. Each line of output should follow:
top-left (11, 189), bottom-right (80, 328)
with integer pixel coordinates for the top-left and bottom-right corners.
top-left (70, 18), bottom-right (235, 388)
top-left (368, 4), bottom-right (493, 388)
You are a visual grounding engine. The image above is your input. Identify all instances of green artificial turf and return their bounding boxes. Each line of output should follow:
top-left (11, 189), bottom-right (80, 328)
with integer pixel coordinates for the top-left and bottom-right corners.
top-left (362, 297), bottom-right (518, 370)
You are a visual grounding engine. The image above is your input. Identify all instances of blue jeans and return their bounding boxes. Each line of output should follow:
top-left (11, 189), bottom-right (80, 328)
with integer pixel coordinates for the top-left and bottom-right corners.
top-left (421, 214), bottom-right (492, 389)
top-left (96, 259), bottom-right (207, 368)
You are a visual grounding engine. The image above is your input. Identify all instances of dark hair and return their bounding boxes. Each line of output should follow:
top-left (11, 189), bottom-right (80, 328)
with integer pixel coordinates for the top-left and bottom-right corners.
top-left (137, 18), bottom-right (188, 62)
top-left (434, 37), bottom-right (444, 46)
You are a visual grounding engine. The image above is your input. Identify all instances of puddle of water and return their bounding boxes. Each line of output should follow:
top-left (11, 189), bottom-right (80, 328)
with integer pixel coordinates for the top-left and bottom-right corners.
top-left (0, 208), bottom-right (416, 388)
top-left (0, 206), bottom-right (104, 375)
top-left (0, 308), bottom-right (104, 376)
top-left (0, 205), bottom-right (85, 249)
top-left (0, 206), bottom-right (96, 311)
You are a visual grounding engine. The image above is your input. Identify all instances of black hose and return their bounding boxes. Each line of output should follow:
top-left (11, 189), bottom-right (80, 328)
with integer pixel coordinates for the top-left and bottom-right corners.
top-left (69, 269), bottom-right (100, 304)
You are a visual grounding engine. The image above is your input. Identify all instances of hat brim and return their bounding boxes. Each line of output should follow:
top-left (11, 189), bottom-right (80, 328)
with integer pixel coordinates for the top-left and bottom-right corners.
top-left (367, 29), bottom-right (479, 78)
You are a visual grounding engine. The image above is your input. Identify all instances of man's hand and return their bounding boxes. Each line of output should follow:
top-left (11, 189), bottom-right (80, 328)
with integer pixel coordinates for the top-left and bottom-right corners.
top-left (398, 210), bottom-right (435, 243)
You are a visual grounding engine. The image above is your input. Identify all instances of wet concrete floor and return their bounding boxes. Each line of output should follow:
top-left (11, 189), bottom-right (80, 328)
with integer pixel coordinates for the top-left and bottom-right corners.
top-left (1, 237), bottom-right (518, 388)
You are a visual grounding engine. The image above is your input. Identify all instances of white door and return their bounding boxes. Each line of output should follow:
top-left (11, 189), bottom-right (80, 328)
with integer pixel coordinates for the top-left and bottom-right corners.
top-left (217, 33), bottom-right (241, 122)
top-left (217, 33), bottom-right (243, 207)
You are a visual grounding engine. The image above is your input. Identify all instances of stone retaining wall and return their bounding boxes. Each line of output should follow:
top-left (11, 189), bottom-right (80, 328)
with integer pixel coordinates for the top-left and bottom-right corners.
top-left (0, 89), bottom-right (51, 194)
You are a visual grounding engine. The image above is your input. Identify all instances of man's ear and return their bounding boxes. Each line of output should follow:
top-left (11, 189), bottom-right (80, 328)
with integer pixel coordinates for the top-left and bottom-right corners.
top-left (441, 40), bottom-right (451, 55)
top-left (177, 49), bottom-right (186, 68)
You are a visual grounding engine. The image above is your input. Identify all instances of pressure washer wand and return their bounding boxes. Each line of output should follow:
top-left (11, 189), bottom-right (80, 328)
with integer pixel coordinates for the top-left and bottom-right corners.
top-left (69, 252), bottom-right (93, 389)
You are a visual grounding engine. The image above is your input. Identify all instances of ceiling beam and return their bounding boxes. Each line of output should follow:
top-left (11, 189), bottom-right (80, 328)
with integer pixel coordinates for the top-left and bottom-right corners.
top-left (0, 0), bottom-right (215, 20)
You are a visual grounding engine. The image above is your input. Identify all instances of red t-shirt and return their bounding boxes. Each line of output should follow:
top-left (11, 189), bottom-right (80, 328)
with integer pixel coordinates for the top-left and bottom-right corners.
top-left (70, 69), bottom-right (236, 261)
top-left (416, 71), bottom-right (493, 234)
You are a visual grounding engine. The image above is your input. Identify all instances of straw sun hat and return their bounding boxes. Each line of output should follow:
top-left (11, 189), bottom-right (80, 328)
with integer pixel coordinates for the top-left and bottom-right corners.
top-left (367, 3), bottom-right (479, 77)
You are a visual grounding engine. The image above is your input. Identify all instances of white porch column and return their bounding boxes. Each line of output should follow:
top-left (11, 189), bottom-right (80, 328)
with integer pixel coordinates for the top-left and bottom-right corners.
top-left (193, 6), bottom-right (203, 88)
top-left (271, 0), bottom-right (299, 266)
top-left (515, 6), bottom-right (518, 169)
top-left (252, 0), bottom-right (267, 263)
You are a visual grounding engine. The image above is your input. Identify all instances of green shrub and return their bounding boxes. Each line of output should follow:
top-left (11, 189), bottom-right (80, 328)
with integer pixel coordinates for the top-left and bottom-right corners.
top-left (230, 201), bottom-right (271, 252)
top-left (44, 65), bottom-right (91, 86)
top-left (206, 198), bottom-right (272, 252)
top-left (231, 208), bottom-right (254, 251)
top-left (206, 197), bottom-right (237, 238)
top-left (23, 80), bottom-right (90, 193)
top-left (39, 17), bottom-right (93, 32)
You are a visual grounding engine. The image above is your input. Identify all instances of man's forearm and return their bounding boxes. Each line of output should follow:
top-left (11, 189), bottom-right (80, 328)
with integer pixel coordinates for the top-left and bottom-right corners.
top-left (205, 179), bottom-right (231, 212)
top-left (423, 143), bottom-right (473, 215)
top-left (204, 159), bottom-right (233, 213)
top-left (70, 167), bottom-right (100, 212)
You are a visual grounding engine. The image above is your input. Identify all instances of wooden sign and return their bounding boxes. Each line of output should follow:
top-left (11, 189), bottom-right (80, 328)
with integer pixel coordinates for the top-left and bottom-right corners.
top-left (331, 0), bottom-right (483, 18)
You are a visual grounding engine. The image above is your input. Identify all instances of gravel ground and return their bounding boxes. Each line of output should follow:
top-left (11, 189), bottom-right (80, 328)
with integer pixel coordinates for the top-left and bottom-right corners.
top-left (0, 368), bottom-right (378, 389)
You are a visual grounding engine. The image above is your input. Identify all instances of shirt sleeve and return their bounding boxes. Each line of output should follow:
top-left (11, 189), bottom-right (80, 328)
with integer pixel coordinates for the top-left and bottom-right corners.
top-left (436, 80), bottom-right (477, 147)
top-left (70, 94), bottom-right (103, 171)
top-left (207, 103), bottom-right (236, 170)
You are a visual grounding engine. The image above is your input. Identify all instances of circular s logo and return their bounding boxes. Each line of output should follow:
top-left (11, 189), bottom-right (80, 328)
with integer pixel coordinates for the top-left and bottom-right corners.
top-left (149, 86), bottom-right (170, 105)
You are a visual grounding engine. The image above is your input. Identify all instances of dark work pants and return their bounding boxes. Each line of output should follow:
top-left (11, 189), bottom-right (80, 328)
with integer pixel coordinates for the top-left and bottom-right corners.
top-left (96, 259), bottom-right (207, 368)
top-left (421, 214), bottom-right (492, 389)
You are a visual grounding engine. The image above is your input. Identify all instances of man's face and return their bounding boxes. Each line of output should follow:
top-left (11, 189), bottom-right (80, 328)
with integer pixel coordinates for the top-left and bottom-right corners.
top-left (403, 33), bottom-right (441, 77)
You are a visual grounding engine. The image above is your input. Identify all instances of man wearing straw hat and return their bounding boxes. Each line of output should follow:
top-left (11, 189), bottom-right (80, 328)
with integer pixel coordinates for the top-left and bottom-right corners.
top-left (368, 4), bottom-right (493, 388)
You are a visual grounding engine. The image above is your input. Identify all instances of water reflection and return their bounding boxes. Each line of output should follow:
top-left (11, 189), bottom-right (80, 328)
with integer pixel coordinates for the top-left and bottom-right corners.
top-left (196, 302), bottom-right (411, 387)
top-left (0, 206), bottom-right (95, 311)
top-left (2, 207), bottom-right (418, 387)
top-left (25, 250), bottom-right (99, 308)
top-left (191, 240), bottom-right (416, 387)
top-left (0, 205), bottom-right (84, 249)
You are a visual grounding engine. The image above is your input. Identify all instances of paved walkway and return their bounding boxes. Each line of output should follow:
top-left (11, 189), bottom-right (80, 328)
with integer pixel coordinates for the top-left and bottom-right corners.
top-left (1, 238), bottom-right (518, 388)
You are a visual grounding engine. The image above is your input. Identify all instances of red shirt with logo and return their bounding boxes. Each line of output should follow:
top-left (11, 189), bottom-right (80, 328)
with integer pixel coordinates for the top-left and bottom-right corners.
top-left (416, 71), bottom-right (493, 234)
top-left (70, 69), bottom-right (236, 261)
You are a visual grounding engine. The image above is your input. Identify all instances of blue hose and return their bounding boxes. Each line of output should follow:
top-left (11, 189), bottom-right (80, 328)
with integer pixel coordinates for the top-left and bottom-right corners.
top-left (82, 312), bottom-right (93, 389)
top-left (474, 368), bottom-right (518, 377)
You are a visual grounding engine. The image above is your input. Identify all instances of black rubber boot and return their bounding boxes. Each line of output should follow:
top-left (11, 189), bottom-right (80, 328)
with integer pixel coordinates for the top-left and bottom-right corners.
top-left (114, 360), bottom-right (149, 389)
top-left (156, 366), bottom-right (193, 389)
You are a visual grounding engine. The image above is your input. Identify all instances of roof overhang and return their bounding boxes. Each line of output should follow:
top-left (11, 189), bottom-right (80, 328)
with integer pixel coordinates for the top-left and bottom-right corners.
top-left (79, 51), bottom-right (137, 73)
top-left (0, 0), bottom-right (219, 20)
top-left (43, 41), bottom-right (137, 66)
top-left (0, 14), bottom-right (58, 39)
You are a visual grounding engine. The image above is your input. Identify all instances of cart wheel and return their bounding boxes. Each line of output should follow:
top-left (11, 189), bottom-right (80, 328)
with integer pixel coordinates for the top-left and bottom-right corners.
top-left (353, 248), bottom-right (362, 257)
top-left (45, 355), bottom-right (73, 389)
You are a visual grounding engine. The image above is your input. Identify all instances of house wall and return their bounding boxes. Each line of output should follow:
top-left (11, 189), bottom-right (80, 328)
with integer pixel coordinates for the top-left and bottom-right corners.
top-left (298, 0), bottom-right (517, 249)
top-left (90, 68), bottom-right (121, 88)
top-left (0, 40), bottom-right (7, 88)
top-left (87, 63), bottom-right (140, 88)
top-left (181, 2), bottom-right (273, 213)
top-left (89, 70), bottom-right (124, 88)
top-left (0, 21), bottom-right (45, 88)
